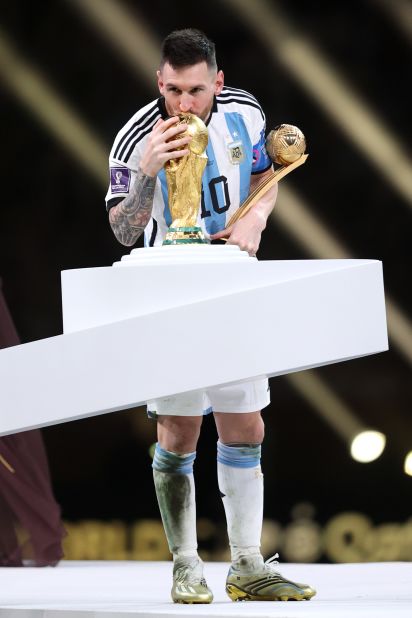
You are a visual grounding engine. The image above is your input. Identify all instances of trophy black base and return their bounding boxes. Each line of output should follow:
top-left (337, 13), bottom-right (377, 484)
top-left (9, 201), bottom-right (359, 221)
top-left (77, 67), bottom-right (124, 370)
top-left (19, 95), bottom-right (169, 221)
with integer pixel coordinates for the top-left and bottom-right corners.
top-left (162, 226), bottom-right (207, 245)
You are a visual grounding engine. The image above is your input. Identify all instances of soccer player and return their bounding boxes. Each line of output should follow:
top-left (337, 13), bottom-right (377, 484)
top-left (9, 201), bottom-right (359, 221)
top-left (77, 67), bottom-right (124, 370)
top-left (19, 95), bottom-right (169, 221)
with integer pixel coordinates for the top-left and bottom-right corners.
top-left (106, 28), bottom-right (315, 604)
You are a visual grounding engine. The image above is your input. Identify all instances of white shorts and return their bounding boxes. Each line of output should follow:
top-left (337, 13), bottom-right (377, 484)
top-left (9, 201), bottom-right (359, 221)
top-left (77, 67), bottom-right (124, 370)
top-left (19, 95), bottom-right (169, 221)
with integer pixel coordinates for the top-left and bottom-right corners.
top-left (147, 377), bottom-right (270, 417)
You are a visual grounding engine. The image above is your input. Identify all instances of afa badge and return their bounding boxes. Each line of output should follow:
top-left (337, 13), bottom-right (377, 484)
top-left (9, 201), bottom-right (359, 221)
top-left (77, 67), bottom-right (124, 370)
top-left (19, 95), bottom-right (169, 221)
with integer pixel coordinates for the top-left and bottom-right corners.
top-left (227, 141), bottom-right (245, 165)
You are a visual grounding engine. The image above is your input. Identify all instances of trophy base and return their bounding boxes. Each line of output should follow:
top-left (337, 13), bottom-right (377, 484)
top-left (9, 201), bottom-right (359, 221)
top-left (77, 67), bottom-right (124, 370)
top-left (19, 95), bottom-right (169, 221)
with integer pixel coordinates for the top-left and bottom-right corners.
top-left (162, 227), bottom-right (207, 245)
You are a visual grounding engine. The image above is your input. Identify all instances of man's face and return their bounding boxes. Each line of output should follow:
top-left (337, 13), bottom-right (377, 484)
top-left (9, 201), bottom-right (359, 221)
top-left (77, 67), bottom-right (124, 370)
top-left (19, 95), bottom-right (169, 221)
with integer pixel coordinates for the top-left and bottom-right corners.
top-left (157, 61), bottom-right (224, 122)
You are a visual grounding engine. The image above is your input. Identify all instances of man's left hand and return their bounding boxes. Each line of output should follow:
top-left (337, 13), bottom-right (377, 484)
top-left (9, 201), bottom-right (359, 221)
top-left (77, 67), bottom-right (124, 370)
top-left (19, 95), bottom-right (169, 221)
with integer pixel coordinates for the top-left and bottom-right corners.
top-left (210, 209), bottom-right (267, 257)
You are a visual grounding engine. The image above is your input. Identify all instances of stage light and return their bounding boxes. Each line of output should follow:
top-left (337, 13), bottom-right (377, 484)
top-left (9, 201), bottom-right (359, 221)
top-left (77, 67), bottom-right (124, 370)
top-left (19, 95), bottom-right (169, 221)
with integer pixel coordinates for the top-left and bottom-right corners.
top-left (404, 451), bottom-right (412, 476)
top-left (350, 430), bottom-right (386, 463)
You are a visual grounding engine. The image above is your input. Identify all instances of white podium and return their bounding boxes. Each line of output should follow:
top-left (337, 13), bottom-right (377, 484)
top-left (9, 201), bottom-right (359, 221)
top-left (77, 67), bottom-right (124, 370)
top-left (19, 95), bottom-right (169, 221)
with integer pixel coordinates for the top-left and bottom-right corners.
top-left (0, 246), bottom-right (388, 436)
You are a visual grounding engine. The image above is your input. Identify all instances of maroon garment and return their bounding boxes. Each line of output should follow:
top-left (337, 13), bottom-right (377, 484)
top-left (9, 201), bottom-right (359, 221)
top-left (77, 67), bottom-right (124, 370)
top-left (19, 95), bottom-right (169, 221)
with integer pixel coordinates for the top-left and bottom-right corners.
top-left (0, 281), bottom-right (65, 566)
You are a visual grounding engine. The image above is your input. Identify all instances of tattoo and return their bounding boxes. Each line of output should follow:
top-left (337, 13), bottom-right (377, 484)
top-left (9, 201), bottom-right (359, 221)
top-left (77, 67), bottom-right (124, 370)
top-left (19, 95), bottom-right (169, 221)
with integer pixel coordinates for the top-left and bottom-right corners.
top-left (109, 169), bottom-right (156, 246)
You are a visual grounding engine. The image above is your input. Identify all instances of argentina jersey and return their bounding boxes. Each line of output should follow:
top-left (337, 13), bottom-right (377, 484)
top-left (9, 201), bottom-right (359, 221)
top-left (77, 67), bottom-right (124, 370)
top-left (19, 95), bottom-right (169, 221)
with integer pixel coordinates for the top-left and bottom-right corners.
top-left (105, 87), bottom-right (272, 247)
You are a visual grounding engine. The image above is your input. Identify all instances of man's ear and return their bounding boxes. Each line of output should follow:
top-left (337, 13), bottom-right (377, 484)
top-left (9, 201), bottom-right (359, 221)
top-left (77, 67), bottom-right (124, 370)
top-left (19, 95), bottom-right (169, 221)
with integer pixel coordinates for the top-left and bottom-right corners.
top-left (215, 70), bottom-right (224, 95)
top-left (157, 69), bottom-right (164, 94)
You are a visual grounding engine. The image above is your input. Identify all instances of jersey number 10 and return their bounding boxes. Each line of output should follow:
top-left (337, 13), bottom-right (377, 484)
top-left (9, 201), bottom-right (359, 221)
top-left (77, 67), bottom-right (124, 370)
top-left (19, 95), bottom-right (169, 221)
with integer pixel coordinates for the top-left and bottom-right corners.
top-left (201, 175), bottom-right (230, 218)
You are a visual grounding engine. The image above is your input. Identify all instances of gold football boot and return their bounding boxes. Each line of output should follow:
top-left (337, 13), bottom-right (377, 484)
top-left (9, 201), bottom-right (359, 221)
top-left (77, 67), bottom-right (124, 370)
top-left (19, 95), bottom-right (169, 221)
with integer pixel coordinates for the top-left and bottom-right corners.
top-left (226, 554), bottom-right (316, 602)
top-left (172, 556), bottom-right (213, 604)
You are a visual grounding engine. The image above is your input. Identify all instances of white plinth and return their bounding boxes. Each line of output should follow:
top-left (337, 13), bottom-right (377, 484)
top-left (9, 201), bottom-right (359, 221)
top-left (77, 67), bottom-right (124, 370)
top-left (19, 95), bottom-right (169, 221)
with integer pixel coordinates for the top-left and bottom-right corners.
top-left (0, 247), bottom-right (388, 436)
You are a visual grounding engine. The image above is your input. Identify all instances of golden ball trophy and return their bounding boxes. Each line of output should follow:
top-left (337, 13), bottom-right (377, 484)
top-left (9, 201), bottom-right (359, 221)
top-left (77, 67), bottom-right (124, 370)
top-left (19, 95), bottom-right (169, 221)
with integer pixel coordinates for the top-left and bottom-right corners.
top-left (162, 113), bottom-right (209, 245)
top-left (266, 123), bottom-right (307, 165)
top-left (226, 123), bottom-right (308, 228)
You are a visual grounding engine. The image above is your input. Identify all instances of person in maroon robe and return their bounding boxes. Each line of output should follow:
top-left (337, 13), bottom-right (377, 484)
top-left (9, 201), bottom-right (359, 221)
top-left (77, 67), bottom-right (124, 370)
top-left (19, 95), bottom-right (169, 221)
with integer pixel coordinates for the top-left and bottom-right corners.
top-left (0, 280), bottom-right (65, 566)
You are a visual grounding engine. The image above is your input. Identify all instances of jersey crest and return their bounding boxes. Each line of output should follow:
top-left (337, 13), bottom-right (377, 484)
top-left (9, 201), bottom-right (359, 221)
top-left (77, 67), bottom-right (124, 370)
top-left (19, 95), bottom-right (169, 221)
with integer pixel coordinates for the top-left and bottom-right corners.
top-left (227, 140), bottom-right (245, 165)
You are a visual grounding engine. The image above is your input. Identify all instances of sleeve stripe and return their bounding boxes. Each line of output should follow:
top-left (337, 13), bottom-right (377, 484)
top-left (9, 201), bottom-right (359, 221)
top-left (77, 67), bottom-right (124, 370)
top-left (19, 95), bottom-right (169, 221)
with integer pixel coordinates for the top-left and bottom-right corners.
top-left (113, 101), bottom-right (160, 160)
top-left (106, 196), bottom-right (124, 211)
top-left (219, 86), bottom-right (259, 104)
top-left (149, 218), bottom-right (158, 246)
top-left (251, 161), bottom-right (273, 175)
top-left (122, 123), bottom-right (159, 163)
top-left (216, 97), bottom-right (265, 121)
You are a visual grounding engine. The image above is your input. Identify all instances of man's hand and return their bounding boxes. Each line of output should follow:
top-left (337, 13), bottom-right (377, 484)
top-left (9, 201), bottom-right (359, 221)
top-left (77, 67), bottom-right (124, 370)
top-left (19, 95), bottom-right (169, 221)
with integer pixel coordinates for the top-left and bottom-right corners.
top-left (139, 117), bottom-right (192, 177)
top-left (211, 168), bottom-right (278, 256)
top-left (210, 208), bottom-right (267, 256)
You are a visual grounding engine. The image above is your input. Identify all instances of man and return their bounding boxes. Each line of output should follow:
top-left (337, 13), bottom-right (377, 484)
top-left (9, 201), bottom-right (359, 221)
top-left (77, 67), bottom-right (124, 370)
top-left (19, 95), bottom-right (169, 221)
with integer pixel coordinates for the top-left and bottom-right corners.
top-left (106, 29), bottom-right (315, 604)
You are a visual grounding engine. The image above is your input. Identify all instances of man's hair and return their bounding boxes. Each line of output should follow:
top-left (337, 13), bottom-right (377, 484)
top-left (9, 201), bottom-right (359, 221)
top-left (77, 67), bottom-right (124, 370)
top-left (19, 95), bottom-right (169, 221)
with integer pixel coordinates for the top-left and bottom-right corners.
top-left (160, 29), bottom-right (217, 71)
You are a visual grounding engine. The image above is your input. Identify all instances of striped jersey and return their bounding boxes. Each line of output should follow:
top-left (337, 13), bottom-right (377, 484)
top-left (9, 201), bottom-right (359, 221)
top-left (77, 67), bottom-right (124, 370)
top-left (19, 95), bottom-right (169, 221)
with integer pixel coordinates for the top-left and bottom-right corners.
top-left (105, 86), bottom-right (272, 246)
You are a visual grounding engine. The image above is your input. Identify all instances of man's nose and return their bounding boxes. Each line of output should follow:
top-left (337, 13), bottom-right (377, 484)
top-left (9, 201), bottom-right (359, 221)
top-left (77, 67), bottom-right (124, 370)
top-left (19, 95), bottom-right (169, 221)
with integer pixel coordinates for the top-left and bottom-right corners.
top-left (179, 94), bottom-right (193, 112)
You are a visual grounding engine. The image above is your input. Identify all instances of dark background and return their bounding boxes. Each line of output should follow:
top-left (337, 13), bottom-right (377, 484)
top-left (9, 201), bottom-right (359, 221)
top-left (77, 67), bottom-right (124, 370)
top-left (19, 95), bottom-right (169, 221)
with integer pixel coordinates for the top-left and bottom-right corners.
top-left (1, 0), bottom-right (411, 550)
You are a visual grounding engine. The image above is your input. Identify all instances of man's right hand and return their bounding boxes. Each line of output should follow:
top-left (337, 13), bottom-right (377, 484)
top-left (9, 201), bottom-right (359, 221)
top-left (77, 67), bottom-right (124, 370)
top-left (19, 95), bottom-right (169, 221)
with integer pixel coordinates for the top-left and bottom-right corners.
top-left (139, 116), bottom-right (191, 177)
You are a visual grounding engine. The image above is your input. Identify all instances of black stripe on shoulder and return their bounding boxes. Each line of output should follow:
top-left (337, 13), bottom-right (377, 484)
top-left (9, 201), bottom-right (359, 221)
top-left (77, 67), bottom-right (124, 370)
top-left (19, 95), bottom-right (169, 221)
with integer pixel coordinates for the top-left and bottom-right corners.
top-left (114, 101), bottom-right (160, 160)
top-left (216, 97), bottom-right (265, 121)
top-left (118, 110), bottom-right (161, 162)
top-left (116, 108), bottom-right (160, 161)
top-left (221, 86), bottom-right (259, 104)
top-left (122, 122), bottom-right (160, 163)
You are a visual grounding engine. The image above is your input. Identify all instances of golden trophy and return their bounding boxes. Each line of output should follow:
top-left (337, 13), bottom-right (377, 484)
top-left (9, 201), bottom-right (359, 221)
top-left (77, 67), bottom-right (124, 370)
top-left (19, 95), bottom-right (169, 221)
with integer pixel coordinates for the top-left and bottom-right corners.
top-left (226, 123), bottom-right (308, 227)
top-left (162, 113), bottom-right (209, 245)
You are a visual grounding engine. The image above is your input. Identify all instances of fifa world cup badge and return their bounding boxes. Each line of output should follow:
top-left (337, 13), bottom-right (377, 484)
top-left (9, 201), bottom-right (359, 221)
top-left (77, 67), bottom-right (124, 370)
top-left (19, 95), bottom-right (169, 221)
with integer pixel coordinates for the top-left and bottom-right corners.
top-left (227, 140), bottom-right (245, 165)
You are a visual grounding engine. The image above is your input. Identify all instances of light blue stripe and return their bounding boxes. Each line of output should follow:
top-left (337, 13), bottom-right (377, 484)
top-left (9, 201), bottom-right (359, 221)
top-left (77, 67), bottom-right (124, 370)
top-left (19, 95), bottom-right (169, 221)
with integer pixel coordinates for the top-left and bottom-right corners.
top-left (224, 112), bottom-right (253, 205)
top-left (202, 139), bottom-right (227, 235)
top-left (158, 168), bottom-right (172, 227)
top-left (217, 441), bottom-right (261, 469)
top-left (152, 443), bottom-right (196, 474)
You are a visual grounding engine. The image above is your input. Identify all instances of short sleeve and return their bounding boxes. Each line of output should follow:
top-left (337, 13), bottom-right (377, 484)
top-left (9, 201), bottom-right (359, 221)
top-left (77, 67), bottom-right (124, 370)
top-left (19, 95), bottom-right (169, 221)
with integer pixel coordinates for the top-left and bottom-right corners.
top-left (251, 127), bottom-right (272, 175)
top-left (104, 98), bottom-right (161, 211)
top-left (105, 162), bottom-right (136, 211)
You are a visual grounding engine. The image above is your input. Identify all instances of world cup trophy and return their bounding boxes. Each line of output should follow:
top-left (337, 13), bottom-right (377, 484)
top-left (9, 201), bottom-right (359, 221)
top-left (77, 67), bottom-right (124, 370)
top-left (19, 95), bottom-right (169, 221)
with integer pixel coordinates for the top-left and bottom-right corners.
top-left (162, 113), bottom-right (209, 245)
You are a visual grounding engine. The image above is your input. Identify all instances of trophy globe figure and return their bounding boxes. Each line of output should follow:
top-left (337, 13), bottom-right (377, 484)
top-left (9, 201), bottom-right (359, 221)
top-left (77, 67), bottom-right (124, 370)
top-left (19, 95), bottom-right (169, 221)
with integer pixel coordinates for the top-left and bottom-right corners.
top-left (163, 113), bottom-right (209, 245)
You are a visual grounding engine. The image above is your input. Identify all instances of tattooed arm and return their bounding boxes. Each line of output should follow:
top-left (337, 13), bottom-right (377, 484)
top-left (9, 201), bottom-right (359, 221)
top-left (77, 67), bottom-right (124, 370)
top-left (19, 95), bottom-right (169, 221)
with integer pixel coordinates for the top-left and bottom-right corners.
top-left (108, 169), bottom-right (156, 246)
top-left (108, 117), bottom-right (192, 246)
